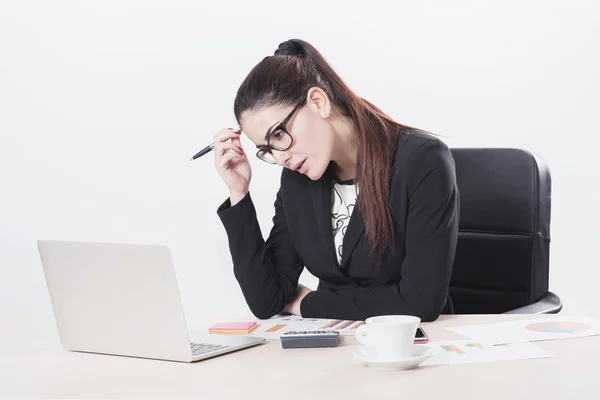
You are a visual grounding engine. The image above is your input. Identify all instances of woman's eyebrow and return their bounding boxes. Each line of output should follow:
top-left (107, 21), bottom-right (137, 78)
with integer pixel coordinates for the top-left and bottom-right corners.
top-left (255, 121), bottom-right (282, 149)
top-left (263, 121), bottom-right (281, 140)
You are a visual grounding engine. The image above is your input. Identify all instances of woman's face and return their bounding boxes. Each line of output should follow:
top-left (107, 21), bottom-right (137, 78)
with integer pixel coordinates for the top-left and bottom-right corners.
top-left (239, 88), bottom-right (334, 181)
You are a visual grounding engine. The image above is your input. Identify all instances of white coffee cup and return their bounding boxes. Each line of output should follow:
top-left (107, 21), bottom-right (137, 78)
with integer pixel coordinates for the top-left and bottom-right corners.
top-left (355, 315), bottom-right (421, 361)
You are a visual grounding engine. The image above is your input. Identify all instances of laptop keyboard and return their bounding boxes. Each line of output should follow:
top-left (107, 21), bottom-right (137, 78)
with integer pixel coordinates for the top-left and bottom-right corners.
top-left (190, 342), bottom-right (230, 357)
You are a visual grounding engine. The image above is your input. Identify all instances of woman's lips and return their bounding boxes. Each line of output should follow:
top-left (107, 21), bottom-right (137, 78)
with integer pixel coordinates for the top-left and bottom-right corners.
top-left (299, 159), bottom-right (307, 174)
top-left (291, 159), bottom-right (305, 172)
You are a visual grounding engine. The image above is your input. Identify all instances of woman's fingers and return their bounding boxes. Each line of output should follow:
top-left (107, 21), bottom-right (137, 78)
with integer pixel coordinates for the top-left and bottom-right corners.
top-left (220, 150), bottom-right (245, 169)
top-left (213, 128), bottom-right (242, 143)
top-left (213, 128), bottom-right (244, 156)
top-left (217, 141), bottom-right (244, 157)
top-left (212, 127), bottom-right (251, 196)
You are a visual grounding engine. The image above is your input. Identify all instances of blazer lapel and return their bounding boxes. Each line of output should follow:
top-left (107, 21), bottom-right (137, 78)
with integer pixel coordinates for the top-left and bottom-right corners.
top-left (309, 164), bottom-right (367, 270)
top-left (339, 200), bottom-right (366, 268)
top-left (339, 132), bottom-right (401, 268)
top-left (309, 165), bottom-right (338, 269)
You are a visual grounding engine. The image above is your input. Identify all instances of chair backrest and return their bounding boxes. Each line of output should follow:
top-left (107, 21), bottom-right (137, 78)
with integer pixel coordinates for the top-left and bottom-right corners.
top-left (449, 148), bottom-right (551, 314)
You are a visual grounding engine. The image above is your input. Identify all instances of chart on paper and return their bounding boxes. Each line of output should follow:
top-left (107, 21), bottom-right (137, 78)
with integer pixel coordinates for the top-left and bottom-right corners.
top-left (249, 316), bottom-right (365, 339)
top-left (422, 340), bottom-right (554, 366)
top-left (446, 316), bottom-right (600, 344)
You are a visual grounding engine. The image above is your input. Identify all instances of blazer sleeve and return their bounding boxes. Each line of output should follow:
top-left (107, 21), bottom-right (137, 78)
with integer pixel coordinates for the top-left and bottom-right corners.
top-left (300, 141), bottom-right (459, 322)
top-left (217, 187), bottom-right (305, 319)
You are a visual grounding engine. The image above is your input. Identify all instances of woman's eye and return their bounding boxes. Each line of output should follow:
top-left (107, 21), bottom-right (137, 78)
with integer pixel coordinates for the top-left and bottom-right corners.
top-left (271, 129), bottom-right (284, 140)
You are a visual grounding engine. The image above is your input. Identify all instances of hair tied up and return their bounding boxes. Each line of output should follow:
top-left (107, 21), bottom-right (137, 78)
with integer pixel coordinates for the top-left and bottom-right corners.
top-left (274, 40), bottom-right (304, 57)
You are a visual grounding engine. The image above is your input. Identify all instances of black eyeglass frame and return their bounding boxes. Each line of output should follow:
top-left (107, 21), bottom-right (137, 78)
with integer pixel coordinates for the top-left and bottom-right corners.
top-left (255, 100), bottom-right (304, 164)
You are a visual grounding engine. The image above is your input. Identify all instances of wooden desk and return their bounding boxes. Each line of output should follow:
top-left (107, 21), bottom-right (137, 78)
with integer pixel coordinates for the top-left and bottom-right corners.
top-left (1, 314), bottom-right (598, 398)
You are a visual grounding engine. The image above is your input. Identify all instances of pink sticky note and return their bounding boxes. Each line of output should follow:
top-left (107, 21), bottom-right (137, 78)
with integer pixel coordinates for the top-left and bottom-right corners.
top-left (209, 321), bottom-right (256, 331)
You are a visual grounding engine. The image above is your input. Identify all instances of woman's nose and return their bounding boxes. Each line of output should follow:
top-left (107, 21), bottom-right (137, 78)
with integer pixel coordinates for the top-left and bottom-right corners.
top-left (272, 150), bottom-right (291, 167)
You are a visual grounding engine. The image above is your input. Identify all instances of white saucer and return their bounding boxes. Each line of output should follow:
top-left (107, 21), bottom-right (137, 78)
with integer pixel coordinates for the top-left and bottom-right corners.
top-left (353, 344), bottom-right (437, 371)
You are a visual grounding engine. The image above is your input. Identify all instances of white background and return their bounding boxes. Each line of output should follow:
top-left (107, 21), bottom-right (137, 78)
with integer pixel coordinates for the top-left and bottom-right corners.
top-left (1, 1), bottom-right (598, 320)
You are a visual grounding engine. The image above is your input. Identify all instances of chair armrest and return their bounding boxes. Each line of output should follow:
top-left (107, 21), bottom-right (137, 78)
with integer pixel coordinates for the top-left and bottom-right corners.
top-left (503, 291), bottom-right (562, 314)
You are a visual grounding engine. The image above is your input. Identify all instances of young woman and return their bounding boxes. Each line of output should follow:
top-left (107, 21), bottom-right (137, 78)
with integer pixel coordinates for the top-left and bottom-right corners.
top-left (213, 39), bottom-right (459, 322)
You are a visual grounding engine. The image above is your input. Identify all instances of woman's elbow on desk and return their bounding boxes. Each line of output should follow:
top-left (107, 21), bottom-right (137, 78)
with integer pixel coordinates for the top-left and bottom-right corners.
top-left (418, 310), bottom-right (442, 323)
top-left (238, 289), bottom-right (286, 320)
top-left (412, 295), bottom-right (448, 322)
top-left (246, 301), bottom-right (282, 320)
top-left (250, 309), bottom-right (278, 321)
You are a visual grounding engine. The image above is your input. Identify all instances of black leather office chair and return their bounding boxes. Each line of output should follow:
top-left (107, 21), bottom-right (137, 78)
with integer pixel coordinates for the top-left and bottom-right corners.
top-left (448, 148), bottom-right (562, 314)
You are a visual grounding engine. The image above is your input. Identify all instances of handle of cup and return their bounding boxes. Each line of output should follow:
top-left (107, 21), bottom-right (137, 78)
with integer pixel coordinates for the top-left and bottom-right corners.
top-left (355, 324), bottom-right (372, 346)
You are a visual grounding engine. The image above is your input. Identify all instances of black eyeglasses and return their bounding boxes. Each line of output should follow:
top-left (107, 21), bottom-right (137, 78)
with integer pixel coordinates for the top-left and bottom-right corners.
top-left (256, 100), bottom-right (304, 164)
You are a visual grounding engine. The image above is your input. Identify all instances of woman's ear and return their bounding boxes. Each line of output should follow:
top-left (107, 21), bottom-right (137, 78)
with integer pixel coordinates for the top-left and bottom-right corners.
top-left (306, 87), bottom-right (331, 119)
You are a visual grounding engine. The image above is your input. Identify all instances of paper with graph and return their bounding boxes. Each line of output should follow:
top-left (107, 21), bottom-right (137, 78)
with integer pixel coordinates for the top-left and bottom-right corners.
top-left (422, 340), bottom-right (554, 366)
top-left (446, 316), bottom-right (600, 345)
top-left (249, 316), bottom-right (365, 339)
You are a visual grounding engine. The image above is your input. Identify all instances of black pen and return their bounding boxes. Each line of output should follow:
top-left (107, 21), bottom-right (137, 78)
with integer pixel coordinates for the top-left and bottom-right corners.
top-left (189, 143), bottom-right (215, 161)
top-left (189, 128), bottom-right (242, 161)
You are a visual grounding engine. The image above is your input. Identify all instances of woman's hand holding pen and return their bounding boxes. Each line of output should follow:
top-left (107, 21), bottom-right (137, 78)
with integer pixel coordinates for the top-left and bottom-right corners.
top-left (213, 128), bottom-right (251, 205)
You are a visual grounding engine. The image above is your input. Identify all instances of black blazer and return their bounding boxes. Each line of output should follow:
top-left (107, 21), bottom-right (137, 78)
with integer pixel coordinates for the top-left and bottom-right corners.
top-left (217, 128), bottom-right (460, 322)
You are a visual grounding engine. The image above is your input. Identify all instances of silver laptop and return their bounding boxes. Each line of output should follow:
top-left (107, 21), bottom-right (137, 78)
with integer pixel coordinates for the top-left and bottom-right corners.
top-left (37, 240), bottom-right (265, 363)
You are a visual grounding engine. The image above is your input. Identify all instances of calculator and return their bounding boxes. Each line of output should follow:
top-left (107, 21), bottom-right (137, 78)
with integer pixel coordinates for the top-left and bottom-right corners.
top-left (280, 330), bottom-right (340, 349)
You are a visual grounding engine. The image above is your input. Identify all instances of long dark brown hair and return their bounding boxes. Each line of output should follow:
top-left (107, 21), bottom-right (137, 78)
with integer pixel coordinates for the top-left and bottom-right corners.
top-left (233, 39), bottom-right (421, 265)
